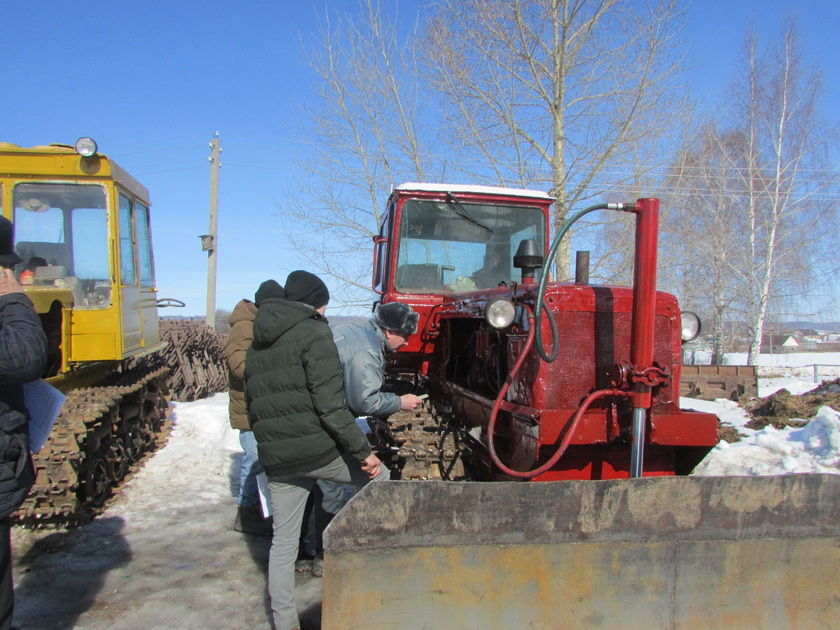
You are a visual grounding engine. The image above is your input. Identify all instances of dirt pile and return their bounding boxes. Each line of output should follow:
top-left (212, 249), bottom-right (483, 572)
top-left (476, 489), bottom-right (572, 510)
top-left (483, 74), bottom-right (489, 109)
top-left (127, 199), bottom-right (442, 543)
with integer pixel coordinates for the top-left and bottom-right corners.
top-left (744, 379), bottom-right (840, 431)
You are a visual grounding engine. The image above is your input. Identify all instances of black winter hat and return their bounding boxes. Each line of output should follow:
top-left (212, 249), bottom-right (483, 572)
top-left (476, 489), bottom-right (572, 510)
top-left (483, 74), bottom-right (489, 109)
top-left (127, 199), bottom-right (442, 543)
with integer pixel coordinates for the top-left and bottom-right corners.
top-left (0, 217), bottom-right (21, 267)
top-left (284, 270), bottom-right (330, 309)
top-left (373, 302), bottom-right (419, 337)
top-left (254, 279), bottom-right (285, 306)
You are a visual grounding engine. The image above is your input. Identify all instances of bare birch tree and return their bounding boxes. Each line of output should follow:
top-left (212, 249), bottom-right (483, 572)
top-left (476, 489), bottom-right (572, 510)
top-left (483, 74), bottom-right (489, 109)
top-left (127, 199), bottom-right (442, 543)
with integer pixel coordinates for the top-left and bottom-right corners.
top-left (284, 1), bottom-right (436, 307)
top-left (422, 0), bottom-right (689, 278)
top-left (730, 24), bottom-right (838, 364)
top-left (659, 22), bottom-right (838, 364)
top-left (659, 125), bottom-right (746, 363)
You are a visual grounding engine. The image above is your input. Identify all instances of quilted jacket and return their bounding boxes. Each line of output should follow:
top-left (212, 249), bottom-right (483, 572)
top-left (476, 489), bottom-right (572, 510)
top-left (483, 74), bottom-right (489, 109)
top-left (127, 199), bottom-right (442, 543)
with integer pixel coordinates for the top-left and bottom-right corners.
top-left (0, 292), bottom-right (47, 520)
top-left (245, 298), bottom-right (369, 477)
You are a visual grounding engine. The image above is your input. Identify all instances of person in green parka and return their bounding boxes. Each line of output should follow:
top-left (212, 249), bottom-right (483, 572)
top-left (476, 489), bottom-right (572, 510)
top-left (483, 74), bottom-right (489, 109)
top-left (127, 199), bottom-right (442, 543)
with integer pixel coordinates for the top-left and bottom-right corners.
top-left (245, 270), bottom-right (384, 630)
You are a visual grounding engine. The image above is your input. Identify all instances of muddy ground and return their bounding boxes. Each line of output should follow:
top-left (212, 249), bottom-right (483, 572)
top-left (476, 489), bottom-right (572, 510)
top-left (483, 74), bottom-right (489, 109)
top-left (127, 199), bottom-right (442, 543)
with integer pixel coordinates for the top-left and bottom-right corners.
top-left (744, 378), bottom-right (840, 430)
top-left (10, 476), bottom-right (323, 629)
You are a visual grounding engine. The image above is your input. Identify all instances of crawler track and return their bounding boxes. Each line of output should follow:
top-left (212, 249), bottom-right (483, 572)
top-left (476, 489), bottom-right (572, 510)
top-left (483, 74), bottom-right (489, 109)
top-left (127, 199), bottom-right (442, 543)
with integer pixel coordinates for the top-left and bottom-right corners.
top-left (15, 365), bottom-right (172, 527)
top-left (377, 402), bottom-right (465, 480)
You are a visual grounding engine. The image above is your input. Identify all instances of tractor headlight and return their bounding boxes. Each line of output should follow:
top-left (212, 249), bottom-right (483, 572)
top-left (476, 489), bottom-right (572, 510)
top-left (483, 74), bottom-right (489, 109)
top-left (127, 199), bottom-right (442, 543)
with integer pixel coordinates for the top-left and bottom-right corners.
top-left (680, 311), bottom-right (701, 342)
top-left (486, 298), bottom-right (516, 329)
top-left (74, 137), bottom-right (98, 157)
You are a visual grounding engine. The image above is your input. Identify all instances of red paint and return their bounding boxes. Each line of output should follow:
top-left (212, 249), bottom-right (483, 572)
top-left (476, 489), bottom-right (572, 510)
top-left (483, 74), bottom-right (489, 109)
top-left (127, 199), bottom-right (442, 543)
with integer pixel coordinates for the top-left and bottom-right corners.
top-left (376, 186), bottom-right (719, 481)
top-left (629, 198), bottom-right (659, 409)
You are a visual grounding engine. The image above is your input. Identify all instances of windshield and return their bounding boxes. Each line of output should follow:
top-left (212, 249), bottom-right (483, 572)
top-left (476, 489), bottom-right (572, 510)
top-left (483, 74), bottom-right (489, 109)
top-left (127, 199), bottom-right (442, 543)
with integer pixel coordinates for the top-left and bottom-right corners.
top-left (396, 198), bottom-right (544, 292)
top-left (13, 182), bottom-right (112, 308)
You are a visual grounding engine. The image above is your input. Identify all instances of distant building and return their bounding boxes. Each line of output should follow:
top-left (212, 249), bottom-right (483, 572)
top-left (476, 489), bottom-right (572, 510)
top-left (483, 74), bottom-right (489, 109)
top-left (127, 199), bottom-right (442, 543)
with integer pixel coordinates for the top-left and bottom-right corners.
top-left (782, 336), bottom-right (800, 348)
top-left (761, 332), bottom-right (800, 353)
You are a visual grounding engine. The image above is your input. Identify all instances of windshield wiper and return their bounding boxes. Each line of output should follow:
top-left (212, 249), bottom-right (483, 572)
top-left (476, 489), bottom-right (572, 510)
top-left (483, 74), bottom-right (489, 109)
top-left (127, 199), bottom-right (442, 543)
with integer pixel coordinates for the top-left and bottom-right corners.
top-left (446, 192), bottom-right (495, 233)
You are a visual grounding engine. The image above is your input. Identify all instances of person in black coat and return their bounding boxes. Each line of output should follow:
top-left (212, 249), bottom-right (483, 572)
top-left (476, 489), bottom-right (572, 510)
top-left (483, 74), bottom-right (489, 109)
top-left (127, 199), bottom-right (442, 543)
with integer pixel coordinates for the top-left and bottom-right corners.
top-left (0, 216), bottom-right (48, 630)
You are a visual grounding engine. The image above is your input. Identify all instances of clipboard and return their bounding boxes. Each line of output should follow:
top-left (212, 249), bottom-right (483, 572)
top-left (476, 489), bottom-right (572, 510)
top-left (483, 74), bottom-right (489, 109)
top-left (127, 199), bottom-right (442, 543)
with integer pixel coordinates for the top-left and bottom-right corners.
top-left (22, 379), bottom-right (65, 453)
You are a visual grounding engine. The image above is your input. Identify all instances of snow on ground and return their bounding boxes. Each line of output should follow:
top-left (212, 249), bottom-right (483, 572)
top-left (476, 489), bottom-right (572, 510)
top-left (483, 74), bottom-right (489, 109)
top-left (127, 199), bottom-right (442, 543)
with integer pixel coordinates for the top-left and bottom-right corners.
top-left (692, 405), bottom-right (840, 476)
top-left (160, 382), bottom-right (840, 491)
top-left (756, 376), bottom-right (821, 397)
top-left (680, 396), bottom-right (756, 436)
top-left (682, 376), bottom-right (840, 477)
top-left (106, 392), bottom-right (242, 530)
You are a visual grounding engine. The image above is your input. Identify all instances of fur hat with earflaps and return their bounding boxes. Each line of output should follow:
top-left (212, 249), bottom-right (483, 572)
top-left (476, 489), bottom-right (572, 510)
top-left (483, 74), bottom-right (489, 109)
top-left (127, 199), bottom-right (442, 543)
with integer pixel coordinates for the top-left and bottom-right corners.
top-left (373, 302), bottom-right (419, 337)
top-left (0, 217), bottom-right (22, 267)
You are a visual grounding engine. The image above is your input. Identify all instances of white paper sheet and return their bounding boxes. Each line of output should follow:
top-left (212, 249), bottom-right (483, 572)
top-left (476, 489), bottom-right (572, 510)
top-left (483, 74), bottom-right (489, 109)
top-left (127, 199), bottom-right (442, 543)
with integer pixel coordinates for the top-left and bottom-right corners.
top-left (256, 472), bottom-right (272, 517)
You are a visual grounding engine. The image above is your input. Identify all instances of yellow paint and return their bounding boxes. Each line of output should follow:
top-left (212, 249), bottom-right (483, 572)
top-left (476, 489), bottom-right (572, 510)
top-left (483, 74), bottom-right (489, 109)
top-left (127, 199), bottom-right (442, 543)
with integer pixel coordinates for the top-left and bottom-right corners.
top-left (323, 538), bottom-right (840, 629)
top-left (0, 142), bottom-right (160, 374)
top-left (23, 287), bottom-right (73, 313)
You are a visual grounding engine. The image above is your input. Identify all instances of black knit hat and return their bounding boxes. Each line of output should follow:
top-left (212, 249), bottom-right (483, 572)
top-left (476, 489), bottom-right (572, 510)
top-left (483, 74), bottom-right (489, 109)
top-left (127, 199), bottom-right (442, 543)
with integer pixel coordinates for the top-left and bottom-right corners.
top-left (254, 279), bottom-right (285, 306)
top-left (0, 217), bottom-right (21, 267)
top-left (373, 302), bottom-right (419, 337)
top-left (284, 270), bottom-right (330, 309)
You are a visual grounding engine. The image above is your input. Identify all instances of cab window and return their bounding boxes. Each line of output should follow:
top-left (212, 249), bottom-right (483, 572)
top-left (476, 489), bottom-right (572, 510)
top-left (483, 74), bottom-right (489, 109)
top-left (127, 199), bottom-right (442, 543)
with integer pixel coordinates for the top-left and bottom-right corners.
top-left (14, 182), bottom-right (111, 308)
top-left (136, 202), bottom-right (155, 287)
top-left (119, 194), bottom-right (136, 286)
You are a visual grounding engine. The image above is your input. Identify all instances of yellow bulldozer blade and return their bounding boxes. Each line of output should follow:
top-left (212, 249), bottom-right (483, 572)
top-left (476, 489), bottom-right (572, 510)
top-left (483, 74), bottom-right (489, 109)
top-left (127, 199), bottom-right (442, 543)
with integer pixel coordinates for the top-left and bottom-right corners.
top-left (322, 475), bottom-right (839, 629)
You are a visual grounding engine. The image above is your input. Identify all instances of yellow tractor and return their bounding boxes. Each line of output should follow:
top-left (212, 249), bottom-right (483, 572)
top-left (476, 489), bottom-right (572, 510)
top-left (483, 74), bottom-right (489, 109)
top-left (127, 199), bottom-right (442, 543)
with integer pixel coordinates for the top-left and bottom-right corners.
top-left (1, 138), bottom-right (221, 525)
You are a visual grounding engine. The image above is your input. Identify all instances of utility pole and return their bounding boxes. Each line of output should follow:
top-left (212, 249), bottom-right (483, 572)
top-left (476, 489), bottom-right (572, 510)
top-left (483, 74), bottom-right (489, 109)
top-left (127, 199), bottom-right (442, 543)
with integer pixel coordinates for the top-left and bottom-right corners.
top-left (201, 132), bottom-right (221, 329)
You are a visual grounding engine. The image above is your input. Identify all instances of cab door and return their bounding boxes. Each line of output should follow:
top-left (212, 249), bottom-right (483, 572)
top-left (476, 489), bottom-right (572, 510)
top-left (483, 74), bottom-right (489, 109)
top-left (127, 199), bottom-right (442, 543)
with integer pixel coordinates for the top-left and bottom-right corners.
top-left (118, 193), bottom-right (142, 353)
top-left (134, 201), bottom-right (160, 349)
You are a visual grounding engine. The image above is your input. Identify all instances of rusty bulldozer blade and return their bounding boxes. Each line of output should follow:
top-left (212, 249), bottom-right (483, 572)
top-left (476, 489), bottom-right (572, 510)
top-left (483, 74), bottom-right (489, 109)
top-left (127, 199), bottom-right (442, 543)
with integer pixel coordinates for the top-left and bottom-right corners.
top-left (323, 474), bottom-right (840, 629)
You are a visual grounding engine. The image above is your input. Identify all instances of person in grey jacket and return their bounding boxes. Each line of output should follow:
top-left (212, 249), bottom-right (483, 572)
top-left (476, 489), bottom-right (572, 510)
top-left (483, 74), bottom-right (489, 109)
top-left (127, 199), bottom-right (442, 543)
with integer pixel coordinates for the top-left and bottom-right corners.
top-left (331, 302), bottom-right (423, 419)
top-left (303, 302), bottom-right (424, 575)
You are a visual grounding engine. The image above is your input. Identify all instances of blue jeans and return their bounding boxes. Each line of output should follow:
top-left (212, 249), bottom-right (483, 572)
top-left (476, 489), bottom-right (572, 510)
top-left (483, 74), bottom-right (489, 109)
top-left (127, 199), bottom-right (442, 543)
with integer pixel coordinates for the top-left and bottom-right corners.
top-left (238, 430), bottom-right (263, 508)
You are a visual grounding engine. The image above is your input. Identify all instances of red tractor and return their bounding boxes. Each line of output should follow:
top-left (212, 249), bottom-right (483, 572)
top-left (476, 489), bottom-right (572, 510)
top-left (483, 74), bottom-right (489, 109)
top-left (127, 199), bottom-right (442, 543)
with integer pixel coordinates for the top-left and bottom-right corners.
top-left (321, 183), bottom-right (839, 629)
top-left (370, 183), bottom-right (719, 481)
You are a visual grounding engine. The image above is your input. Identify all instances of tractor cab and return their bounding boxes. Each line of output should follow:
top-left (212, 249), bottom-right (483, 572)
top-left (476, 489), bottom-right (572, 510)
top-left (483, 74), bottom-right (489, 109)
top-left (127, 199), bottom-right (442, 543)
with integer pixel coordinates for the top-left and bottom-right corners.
top-left (373, 183), bottom-right (553, 373)
top-left (375, 183), bottom-right (551, 295)
top-left (1, 139), bottom-right (162, 378)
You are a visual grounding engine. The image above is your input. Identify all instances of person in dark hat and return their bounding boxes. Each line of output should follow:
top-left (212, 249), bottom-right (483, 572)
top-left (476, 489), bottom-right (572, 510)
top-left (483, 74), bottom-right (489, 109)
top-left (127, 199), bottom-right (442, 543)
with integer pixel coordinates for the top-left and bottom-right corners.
top-left (282, 270), bottom-right (329, 310)
top-left (321, 302), bottom-right (423, 525)
top-left (244, 270), bottom-right (385, 630)
top-left (333, 301), bottom-right (423, 419)
top-left (0, 216), bottom-right (47, 629)
top-left (224, 279), bottom-right (284, 537)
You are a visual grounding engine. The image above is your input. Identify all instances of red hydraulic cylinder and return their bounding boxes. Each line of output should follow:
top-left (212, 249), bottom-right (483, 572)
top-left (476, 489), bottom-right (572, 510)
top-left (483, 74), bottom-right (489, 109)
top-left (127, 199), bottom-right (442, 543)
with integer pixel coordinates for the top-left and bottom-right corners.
top-left (629, 198), bottom-right (660, 477)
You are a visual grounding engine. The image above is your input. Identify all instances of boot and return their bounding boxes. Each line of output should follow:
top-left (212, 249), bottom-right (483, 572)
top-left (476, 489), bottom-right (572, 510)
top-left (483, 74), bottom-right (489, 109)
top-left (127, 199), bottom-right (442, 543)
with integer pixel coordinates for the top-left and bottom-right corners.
top-left (312, 553), bottom-right (325, 578)
top-left (233, 505), bottom-right (273, 537)
top-left (295, 552), bottom-right (314, 573)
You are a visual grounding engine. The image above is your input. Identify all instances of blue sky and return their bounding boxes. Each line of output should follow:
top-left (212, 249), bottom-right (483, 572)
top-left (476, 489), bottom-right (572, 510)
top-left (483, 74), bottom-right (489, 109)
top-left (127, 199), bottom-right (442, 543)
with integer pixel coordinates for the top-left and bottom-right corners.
top-left (5, 0), bottom-right (838, 318)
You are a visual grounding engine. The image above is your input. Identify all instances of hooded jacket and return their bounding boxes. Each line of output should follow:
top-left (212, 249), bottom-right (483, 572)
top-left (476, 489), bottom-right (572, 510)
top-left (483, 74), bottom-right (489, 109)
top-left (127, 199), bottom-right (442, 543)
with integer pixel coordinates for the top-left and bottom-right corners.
top-left (331, 319), bottom-right (401, 418)
top-left (225, 299), bottom-right (258, 431)
top-left (245, 298), bottom-right (369, 477)
top-left (0, 292), bottom-right (48, 520)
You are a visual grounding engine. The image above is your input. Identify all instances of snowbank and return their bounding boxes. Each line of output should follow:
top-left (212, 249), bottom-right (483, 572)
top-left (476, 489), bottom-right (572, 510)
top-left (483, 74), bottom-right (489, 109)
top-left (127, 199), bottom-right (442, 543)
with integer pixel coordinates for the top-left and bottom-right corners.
top-left (693, 406), bottom-right (840, 476)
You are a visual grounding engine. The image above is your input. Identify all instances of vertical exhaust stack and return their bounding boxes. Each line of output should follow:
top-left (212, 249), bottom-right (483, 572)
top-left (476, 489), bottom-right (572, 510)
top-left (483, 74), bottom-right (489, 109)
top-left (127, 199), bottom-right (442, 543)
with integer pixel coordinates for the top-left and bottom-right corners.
top-left (575, 250), bottom-right (590, 284)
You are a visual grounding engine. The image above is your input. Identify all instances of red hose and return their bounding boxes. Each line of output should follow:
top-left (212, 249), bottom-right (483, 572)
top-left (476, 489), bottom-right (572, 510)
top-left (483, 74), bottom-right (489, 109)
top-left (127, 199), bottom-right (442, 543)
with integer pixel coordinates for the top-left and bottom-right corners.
top-left (486, 306), bottom-right (632, 479)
